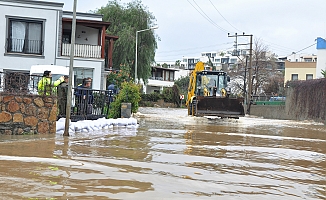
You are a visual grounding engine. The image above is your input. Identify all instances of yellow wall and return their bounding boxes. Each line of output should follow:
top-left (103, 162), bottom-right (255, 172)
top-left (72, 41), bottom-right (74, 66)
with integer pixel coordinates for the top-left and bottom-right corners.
top-left (284, 60), bottom-right (316, 85)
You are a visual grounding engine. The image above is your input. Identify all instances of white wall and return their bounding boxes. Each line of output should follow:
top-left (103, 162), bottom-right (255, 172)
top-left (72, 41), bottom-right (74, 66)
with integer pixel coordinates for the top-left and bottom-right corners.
top-left (175, 69), bottom-right (189, 80)
top-left (62, 12), bottom-right (103, 21)
top-left (0, 2), bottom-right (61, 71)
top-left (75, 25), bottom-right (98, 45)
top-left (316, 49), bottom-right (326, 78)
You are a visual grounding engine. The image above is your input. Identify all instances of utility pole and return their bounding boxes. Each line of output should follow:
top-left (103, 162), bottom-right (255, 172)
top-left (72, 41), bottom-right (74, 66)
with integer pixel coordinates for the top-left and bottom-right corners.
top-left (228, 33), bottom-right (253, 114)
top-left (247, 35), bottom-right (253, 114)
top-left (64, 0), bottom-right (77, 136)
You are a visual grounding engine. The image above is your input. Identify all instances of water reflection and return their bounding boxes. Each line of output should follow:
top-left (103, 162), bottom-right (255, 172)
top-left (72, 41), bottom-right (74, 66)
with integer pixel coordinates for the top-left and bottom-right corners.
top-left (0, 108), bottom-right (325, 199)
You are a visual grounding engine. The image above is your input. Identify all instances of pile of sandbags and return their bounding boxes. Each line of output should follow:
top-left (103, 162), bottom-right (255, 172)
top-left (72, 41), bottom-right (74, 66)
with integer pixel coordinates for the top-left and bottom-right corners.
top-left (56, 117), bottom-right (138, 134)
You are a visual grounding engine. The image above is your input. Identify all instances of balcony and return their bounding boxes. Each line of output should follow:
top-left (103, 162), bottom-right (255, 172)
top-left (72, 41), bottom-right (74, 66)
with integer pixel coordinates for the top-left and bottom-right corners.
top-left (62, 43), bottom-right (102, 59)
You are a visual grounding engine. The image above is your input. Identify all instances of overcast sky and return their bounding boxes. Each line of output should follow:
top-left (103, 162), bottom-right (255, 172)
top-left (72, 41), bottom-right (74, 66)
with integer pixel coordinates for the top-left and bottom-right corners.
top-left (60, 0), bottom-right (326, 62)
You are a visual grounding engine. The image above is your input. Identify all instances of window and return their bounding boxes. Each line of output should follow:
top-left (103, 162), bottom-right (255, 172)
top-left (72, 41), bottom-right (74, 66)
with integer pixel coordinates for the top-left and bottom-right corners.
top-left (165, 71), bottom-right (169, 81)
top-left (212, 53), bottom-right (216, 57)
top-left (291, 74), bottom-right (298, 80)
top-left (230, 59), bottom-right (237, 63)
top-left (221, 58), bottom-right (229, 64)
top-left (74, 68), bottom-right (93, 87)
top-left (62, 29), bottom-right (71, 44)
top-left (304, 58), bottom-right (312, 62)
top-left (7, 18), bottom-right (44, 55)
top-left (215, 58), bottom-right (220, 63)
top-left (306, 74), bottom-right (313, 80)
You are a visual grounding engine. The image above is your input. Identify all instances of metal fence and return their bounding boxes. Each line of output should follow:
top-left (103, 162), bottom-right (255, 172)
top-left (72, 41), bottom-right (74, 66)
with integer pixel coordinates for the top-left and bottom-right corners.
top-left (0, 72), bottom-right (115, 121)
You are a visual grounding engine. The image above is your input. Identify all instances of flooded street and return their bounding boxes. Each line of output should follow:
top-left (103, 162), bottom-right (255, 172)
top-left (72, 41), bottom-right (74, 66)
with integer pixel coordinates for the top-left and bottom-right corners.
top-left (0, 107), bottom-right (325, 200)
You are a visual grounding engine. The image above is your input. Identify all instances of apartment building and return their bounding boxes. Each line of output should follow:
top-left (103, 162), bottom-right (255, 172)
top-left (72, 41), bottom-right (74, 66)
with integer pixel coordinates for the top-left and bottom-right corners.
top-left (284, 60), bottom-right (316, 85)
top-left (180, 49), bottom-right (244, 70)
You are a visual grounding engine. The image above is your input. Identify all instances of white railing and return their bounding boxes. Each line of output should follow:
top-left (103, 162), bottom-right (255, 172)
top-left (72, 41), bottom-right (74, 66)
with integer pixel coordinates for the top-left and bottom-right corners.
top-left (62, 43), bottom-right (102, 58)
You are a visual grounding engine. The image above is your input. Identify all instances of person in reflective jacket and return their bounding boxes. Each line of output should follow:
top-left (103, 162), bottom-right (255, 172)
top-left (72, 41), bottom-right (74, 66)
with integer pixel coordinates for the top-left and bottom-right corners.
top-left (37, 70), bottom-right (64, 95)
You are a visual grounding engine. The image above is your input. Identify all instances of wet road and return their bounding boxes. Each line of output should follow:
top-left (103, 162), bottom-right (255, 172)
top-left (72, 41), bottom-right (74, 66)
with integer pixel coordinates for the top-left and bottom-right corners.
top-left (0, 107), bottom-right (325, 200)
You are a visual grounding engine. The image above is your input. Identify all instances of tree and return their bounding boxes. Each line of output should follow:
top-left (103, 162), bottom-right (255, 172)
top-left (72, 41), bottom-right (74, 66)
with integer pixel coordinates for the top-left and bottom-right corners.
top-left (107, 65), bottom-right (131, 89)
top-left (321, 69), bottom-right (326, 78)
top-left (162, 63), bottom-right (168, 68)
top-left (251, 38), bottom-right (278, 95)
top-left (175, 60), bottom-right (181, 66)
top-left (97, 0), bottom-right (159, 82)
top-left (174, 75), bottom-right (189, 95)
top-left (262, 73), bottom-right (284, 95)
top-left (227, 39), bottom-right (281, 97)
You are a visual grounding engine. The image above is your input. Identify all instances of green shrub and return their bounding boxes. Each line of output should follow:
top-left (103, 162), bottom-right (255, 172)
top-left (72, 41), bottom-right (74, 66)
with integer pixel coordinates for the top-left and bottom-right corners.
top-left (141, 93), bottom-right (161, 102)
top-left (162, 87), bottom-right (173, 103)
top-left (108, 82), bottom-right (141, 118)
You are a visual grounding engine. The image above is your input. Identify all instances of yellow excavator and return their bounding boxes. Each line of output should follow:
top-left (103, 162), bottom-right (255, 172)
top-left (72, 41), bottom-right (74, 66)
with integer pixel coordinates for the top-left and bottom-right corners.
top-left (186, 61), bottom-right (245, 119)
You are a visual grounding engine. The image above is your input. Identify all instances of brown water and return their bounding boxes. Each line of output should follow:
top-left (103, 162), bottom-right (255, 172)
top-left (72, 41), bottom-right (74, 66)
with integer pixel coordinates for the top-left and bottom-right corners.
top-left (0, 107), bottom-right (325, 200)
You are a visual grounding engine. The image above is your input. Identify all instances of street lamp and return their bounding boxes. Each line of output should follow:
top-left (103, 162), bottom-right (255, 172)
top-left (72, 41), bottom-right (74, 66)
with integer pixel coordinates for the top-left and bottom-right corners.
top-left (135, 26), bottom-right (159, 83)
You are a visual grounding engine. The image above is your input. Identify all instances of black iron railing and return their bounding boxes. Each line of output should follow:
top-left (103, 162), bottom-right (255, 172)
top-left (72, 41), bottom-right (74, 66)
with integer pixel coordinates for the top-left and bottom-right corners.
top-left (58, 87), bottom-right (114, 121)
top-left (0, 72), bottom-right (115, 121)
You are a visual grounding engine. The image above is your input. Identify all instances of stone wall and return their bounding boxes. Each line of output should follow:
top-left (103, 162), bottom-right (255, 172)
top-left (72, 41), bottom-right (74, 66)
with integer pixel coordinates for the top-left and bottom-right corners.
top-left (140, 99), bottom-right (177, 108)
top-left (0, 95), bottom-right (57, 135)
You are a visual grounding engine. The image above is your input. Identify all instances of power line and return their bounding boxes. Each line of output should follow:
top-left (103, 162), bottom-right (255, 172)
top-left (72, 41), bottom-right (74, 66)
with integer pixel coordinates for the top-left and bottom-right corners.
top-left (209, 0), bottom-right (242, 32)
top-left (286, 43), bottom-right (317, 57)
top-left (156, 42), bottom-right (233, 54)
top-left (187, 0), bottom-right (229, 33)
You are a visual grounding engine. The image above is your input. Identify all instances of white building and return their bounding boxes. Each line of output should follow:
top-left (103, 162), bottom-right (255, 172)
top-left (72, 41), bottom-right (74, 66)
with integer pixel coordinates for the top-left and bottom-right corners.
top-left (286, 53), bottom-right (317, 63)
top-left (316, 37), bottom-right (326, 78)
top-left (0, 0), bottom-right (118, 90)
top-left (180, 49), bottom-right (244, 70)
top-left (141, 61), bottom-right (188, 94)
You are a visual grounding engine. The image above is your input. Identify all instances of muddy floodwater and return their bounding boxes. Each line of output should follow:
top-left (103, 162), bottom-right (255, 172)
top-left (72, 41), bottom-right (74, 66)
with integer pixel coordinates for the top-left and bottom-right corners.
top-left (0, 107), bottom-right (325, 200)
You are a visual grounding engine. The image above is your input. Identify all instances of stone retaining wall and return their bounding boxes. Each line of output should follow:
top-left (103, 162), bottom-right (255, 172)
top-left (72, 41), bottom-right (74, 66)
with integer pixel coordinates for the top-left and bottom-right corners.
top-left (0, 95), bottom-right (57, 135)
top-left (250, 79), bottom-right (326, 125)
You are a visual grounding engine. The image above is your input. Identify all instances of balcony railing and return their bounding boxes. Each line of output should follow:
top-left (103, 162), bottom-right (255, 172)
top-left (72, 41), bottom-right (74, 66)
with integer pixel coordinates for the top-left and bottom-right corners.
top-left (62, 43), bottom-right (102, 59)
top-left (149, 77), bottom-right (163, 81)
top-left (6, 38), bottom-right (43, 55)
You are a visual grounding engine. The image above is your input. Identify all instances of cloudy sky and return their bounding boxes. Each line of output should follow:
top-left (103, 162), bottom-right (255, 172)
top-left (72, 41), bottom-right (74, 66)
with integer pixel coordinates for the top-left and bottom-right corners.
top-left (60, 0), bottom-right (326, 62)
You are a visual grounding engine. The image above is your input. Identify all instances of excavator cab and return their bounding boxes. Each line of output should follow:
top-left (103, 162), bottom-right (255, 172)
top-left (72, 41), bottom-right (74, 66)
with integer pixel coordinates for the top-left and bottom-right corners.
top-left (196, 71), bottom-right (228, 97)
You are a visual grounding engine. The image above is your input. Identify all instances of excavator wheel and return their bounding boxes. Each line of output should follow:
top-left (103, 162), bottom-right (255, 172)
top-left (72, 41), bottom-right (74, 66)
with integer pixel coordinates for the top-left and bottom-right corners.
top-left (191, 100), bottom-right (197, 116)
top-left (188, 104), bottom-right (192, 115)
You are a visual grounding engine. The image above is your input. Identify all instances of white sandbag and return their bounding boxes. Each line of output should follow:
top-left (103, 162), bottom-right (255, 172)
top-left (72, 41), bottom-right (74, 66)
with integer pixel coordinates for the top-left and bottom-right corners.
top-left (56, 129), bottom-right (64, 134)
top-left (111, 119), bottom-right (118, 126)
top-left (117, 118), bottom-right (128, 126)
top-left (56, 121), bottom-right (65, 131)
top-left (69, 122), bottom-right (75, 131)
top-left (73, 121), bottom-right (83, 132)
top-left (58, 118), bottom-right (71, 123)
top-left (130, 118), bottom-right (137, 125)
top-left (106, 119), bottom-right (113, 126)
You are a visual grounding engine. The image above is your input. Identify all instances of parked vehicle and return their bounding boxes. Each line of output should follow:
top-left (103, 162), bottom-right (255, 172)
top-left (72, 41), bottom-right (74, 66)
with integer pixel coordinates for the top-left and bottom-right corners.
top-left (269, 96), bottom-right (286, 101)
top-left (29, 65), bottom-right (71, 94)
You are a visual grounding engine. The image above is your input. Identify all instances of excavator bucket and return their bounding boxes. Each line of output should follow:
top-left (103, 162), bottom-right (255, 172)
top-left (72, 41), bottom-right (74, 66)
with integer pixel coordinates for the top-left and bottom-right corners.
top-left (195, 96), bottom-right (245, 118)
